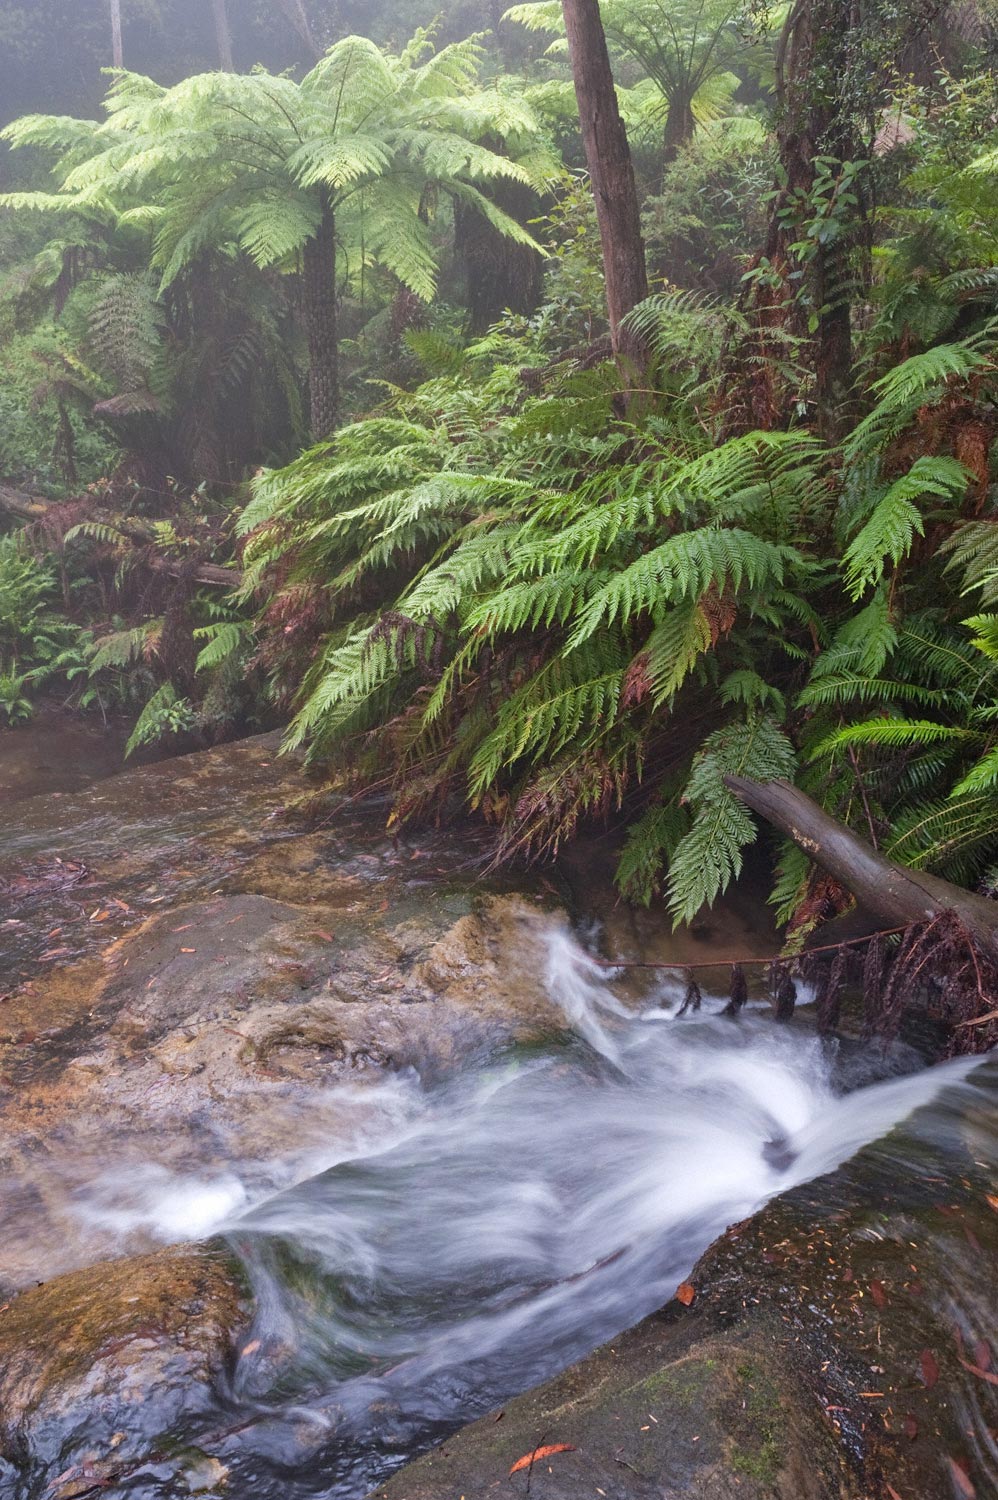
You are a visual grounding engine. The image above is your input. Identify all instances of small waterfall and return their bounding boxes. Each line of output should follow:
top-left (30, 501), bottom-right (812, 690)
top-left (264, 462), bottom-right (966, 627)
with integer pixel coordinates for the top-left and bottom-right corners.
top-left (56, 923), bottom-right (987, 1499)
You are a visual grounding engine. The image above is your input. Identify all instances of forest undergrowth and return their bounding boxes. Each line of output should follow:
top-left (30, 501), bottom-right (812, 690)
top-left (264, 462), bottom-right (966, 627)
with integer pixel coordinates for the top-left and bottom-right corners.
top-left (3, 2), bottom-right (998, 960)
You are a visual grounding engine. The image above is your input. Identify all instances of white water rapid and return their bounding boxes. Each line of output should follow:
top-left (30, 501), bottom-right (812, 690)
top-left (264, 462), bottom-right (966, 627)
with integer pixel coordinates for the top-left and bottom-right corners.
top-left (60, 924), bottom-right (987, 1498)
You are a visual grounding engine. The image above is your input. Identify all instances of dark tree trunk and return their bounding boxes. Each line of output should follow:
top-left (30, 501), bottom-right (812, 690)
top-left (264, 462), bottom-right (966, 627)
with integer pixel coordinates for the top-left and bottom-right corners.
top-left (725, 775), bottom-right (998, 958)
top-left (110, 0), bottom-right (123, 67)
top-left (302, 194), bottom-right (339, 441)
top-left (720, 1), bottom-right (948, 440)
top-left (211, 0), bottom-right (234, 71)
top-left (663, 91), bottom-right (696, 164)
top-left (778, 0), bottom-right (858, 442)
top-left (455, 182), bottom-right (544, 334)
top-left (561, 0), bottom-right (649, 363)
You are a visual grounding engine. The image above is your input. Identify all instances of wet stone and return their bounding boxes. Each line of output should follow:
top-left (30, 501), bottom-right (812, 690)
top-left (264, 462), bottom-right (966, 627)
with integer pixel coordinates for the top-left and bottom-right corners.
top-left (0, 1246), bottom-right (248, 1495)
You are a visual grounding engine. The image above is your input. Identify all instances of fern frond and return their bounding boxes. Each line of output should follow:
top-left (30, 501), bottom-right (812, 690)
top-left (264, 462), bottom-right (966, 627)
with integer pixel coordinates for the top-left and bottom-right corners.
top-left (842, 456), bottom-right (968, 599)
top-left (666, 716), bottom-right (796, 926)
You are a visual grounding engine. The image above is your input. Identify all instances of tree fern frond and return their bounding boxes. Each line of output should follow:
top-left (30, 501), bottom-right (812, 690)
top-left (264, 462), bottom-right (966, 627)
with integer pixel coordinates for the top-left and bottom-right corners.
top-left (667, 716), bottom-right (796, 926)
top-left (842, 456), bottom-right (968, 599)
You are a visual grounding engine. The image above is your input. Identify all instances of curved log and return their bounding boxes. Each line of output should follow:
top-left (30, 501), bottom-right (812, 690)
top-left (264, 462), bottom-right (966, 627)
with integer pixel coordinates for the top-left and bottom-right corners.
top-left (724, 775), bottom-right (998, 956)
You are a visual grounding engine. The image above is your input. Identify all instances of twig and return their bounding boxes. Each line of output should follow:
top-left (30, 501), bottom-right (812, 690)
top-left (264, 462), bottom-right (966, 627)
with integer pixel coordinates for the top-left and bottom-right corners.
top-left (588, 925), bottom-right (909, 973)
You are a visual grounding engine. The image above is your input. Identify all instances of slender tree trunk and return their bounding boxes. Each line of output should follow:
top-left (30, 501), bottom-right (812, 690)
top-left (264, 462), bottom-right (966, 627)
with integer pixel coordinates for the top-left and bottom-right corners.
top-left (211, 0), bottom-right (234, 71)
top-left (303, 193), bottom-right (339, 440)
top-left (110, 0), bottom-right (123, 67)
top-left (561, 0), bottom-right (649, 362)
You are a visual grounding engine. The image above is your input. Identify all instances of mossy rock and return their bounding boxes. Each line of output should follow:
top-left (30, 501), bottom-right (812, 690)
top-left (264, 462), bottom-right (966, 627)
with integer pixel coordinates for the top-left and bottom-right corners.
top-left (0, 1244), bottom-right (248, 1491)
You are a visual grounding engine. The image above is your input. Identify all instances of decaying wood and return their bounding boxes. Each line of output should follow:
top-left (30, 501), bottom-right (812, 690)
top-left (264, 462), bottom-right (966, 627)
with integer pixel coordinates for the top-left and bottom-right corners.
top-left (724, 774), bottom-right (998, 958)
top-left (0, 482), bottom-right (242, 589)
top-left (726, 775), bottom-right (998, 1051)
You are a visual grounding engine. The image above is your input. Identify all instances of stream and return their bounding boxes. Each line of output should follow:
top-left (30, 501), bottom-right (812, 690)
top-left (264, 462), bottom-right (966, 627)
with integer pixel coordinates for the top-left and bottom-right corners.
top-left (129, 947), bottom-right (987, 1497)
top-left (0, 736), bottom-right (996, 1499)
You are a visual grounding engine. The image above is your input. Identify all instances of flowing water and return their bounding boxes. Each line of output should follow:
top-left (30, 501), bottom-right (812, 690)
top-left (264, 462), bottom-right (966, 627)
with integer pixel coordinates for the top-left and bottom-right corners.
top-left (41, 928), bottom-right (989, 1499)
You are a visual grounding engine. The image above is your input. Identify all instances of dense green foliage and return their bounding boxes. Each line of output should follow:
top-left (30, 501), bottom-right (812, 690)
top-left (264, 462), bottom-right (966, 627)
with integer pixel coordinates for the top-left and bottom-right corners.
top-left (4, 2), bottom-right (998, 937)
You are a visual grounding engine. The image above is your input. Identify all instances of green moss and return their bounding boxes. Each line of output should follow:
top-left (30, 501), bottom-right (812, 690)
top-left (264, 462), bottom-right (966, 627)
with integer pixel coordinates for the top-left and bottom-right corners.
top-left (729, 1363), bottom-right (783, 1486)
top-left (634, 1357), bottom-right (718, 1406)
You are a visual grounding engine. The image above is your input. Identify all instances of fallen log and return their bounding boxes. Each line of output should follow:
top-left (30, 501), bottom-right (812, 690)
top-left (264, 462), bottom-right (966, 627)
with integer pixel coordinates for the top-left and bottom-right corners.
top-left (724, 775), bottom-right (998, 959)
top-left (0, 482), bottom-right (242, 590)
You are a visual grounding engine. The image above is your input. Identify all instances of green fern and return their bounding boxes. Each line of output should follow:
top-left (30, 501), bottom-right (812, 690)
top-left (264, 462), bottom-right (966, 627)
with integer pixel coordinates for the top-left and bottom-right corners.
top-left (666, 715), bottom-right (797, 927)
top-left (842, 456), bottom-right (969, 599)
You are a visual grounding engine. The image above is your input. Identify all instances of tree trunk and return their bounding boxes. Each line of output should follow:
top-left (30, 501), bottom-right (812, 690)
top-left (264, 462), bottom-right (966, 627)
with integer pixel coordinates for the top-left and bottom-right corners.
top-left (724, 775), bottom-right (998, 958)
top-left (663, 91), bottom-right (696, 164)
top-left (211, 0), bottom-right (234, 71)
top-left (455, 181), bottom-right (544, 334)
top-left (110, 0), bottom-right (123, 67)
top-left (275, 0), bottom-right (322, 60)
top-left (561, 0), bottom-right (649, 363)
top-left (302, 193), bottom-right (339, 441)
top-left (0, 485), bottom-right (241, 588)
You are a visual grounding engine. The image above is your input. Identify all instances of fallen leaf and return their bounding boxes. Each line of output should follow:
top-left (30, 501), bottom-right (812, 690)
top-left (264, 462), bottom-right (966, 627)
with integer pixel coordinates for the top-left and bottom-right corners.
top-left (903, 1415), bottom-right (918, 1440)
top-left (869, 1279), bottom-right (887, 1309)
top-left (675, 1282), bottom-right (695, 1306)
top-left (920, 1348), bottom-right (939, 1389)
top-left (886, 1486), bottom-right (904, 1500)
top-left (313, 930), bottom-right (334, 943)
top-left (958, 1356), bottom-right (998, 1388)
top-left (241, 1340), bottom-right (261, 1357)
top-left (180, 948), bottom-right (196, 954)
top-left (985, 1194), bottom-right (998, 1213)
top-left (947, 1458), bottom-right (976, 1498)
top-left (509, 1444), bottom-right (576, 1476)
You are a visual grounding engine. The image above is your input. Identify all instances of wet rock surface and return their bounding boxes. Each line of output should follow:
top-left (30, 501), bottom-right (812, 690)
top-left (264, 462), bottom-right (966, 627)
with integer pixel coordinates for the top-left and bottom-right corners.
top-left (375, 1062), bottom-right (998, 1500)
top-left (0, 1245), bottom-right (248, 1498)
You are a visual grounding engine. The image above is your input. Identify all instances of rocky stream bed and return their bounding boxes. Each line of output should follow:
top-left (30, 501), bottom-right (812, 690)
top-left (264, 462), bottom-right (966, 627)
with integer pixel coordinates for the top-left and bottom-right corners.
top-left (0, 731), bottom-right (995, 1500)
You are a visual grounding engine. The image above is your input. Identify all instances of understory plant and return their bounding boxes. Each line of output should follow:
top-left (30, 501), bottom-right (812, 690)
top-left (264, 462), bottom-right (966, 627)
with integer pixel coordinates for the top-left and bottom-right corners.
top-left (238, 272), bottom-right (998, 926)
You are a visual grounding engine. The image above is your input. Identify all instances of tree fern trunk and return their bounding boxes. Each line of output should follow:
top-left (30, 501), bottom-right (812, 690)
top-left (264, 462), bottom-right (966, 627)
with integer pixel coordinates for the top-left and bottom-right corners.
top-left (561, 0), bottom-right (649, 363)
top-left (303, 194), bottom-right (339, 441)
top-left (663, 91), bottom-right (696, 164)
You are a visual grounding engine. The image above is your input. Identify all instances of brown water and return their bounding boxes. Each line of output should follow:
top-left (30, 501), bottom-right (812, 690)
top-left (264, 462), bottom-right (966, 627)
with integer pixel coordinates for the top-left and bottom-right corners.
top-left (0, 705), bottom-right (132, 804)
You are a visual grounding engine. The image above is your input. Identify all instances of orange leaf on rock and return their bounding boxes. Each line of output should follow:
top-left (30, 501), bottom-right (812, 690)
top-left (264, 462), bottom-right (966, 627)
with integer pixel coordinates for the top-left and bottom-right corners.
top-left (958, 1356), bottom-right (998, 1388)
top-left (920, 1348), bottom-right (939, 1389)
top-left (509, 1444), bottom-right (575, 1476)
top-left (675, 1282), bottom-right (696, 1306)
top-left (947, 1458), bottom-right (976, 1498)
